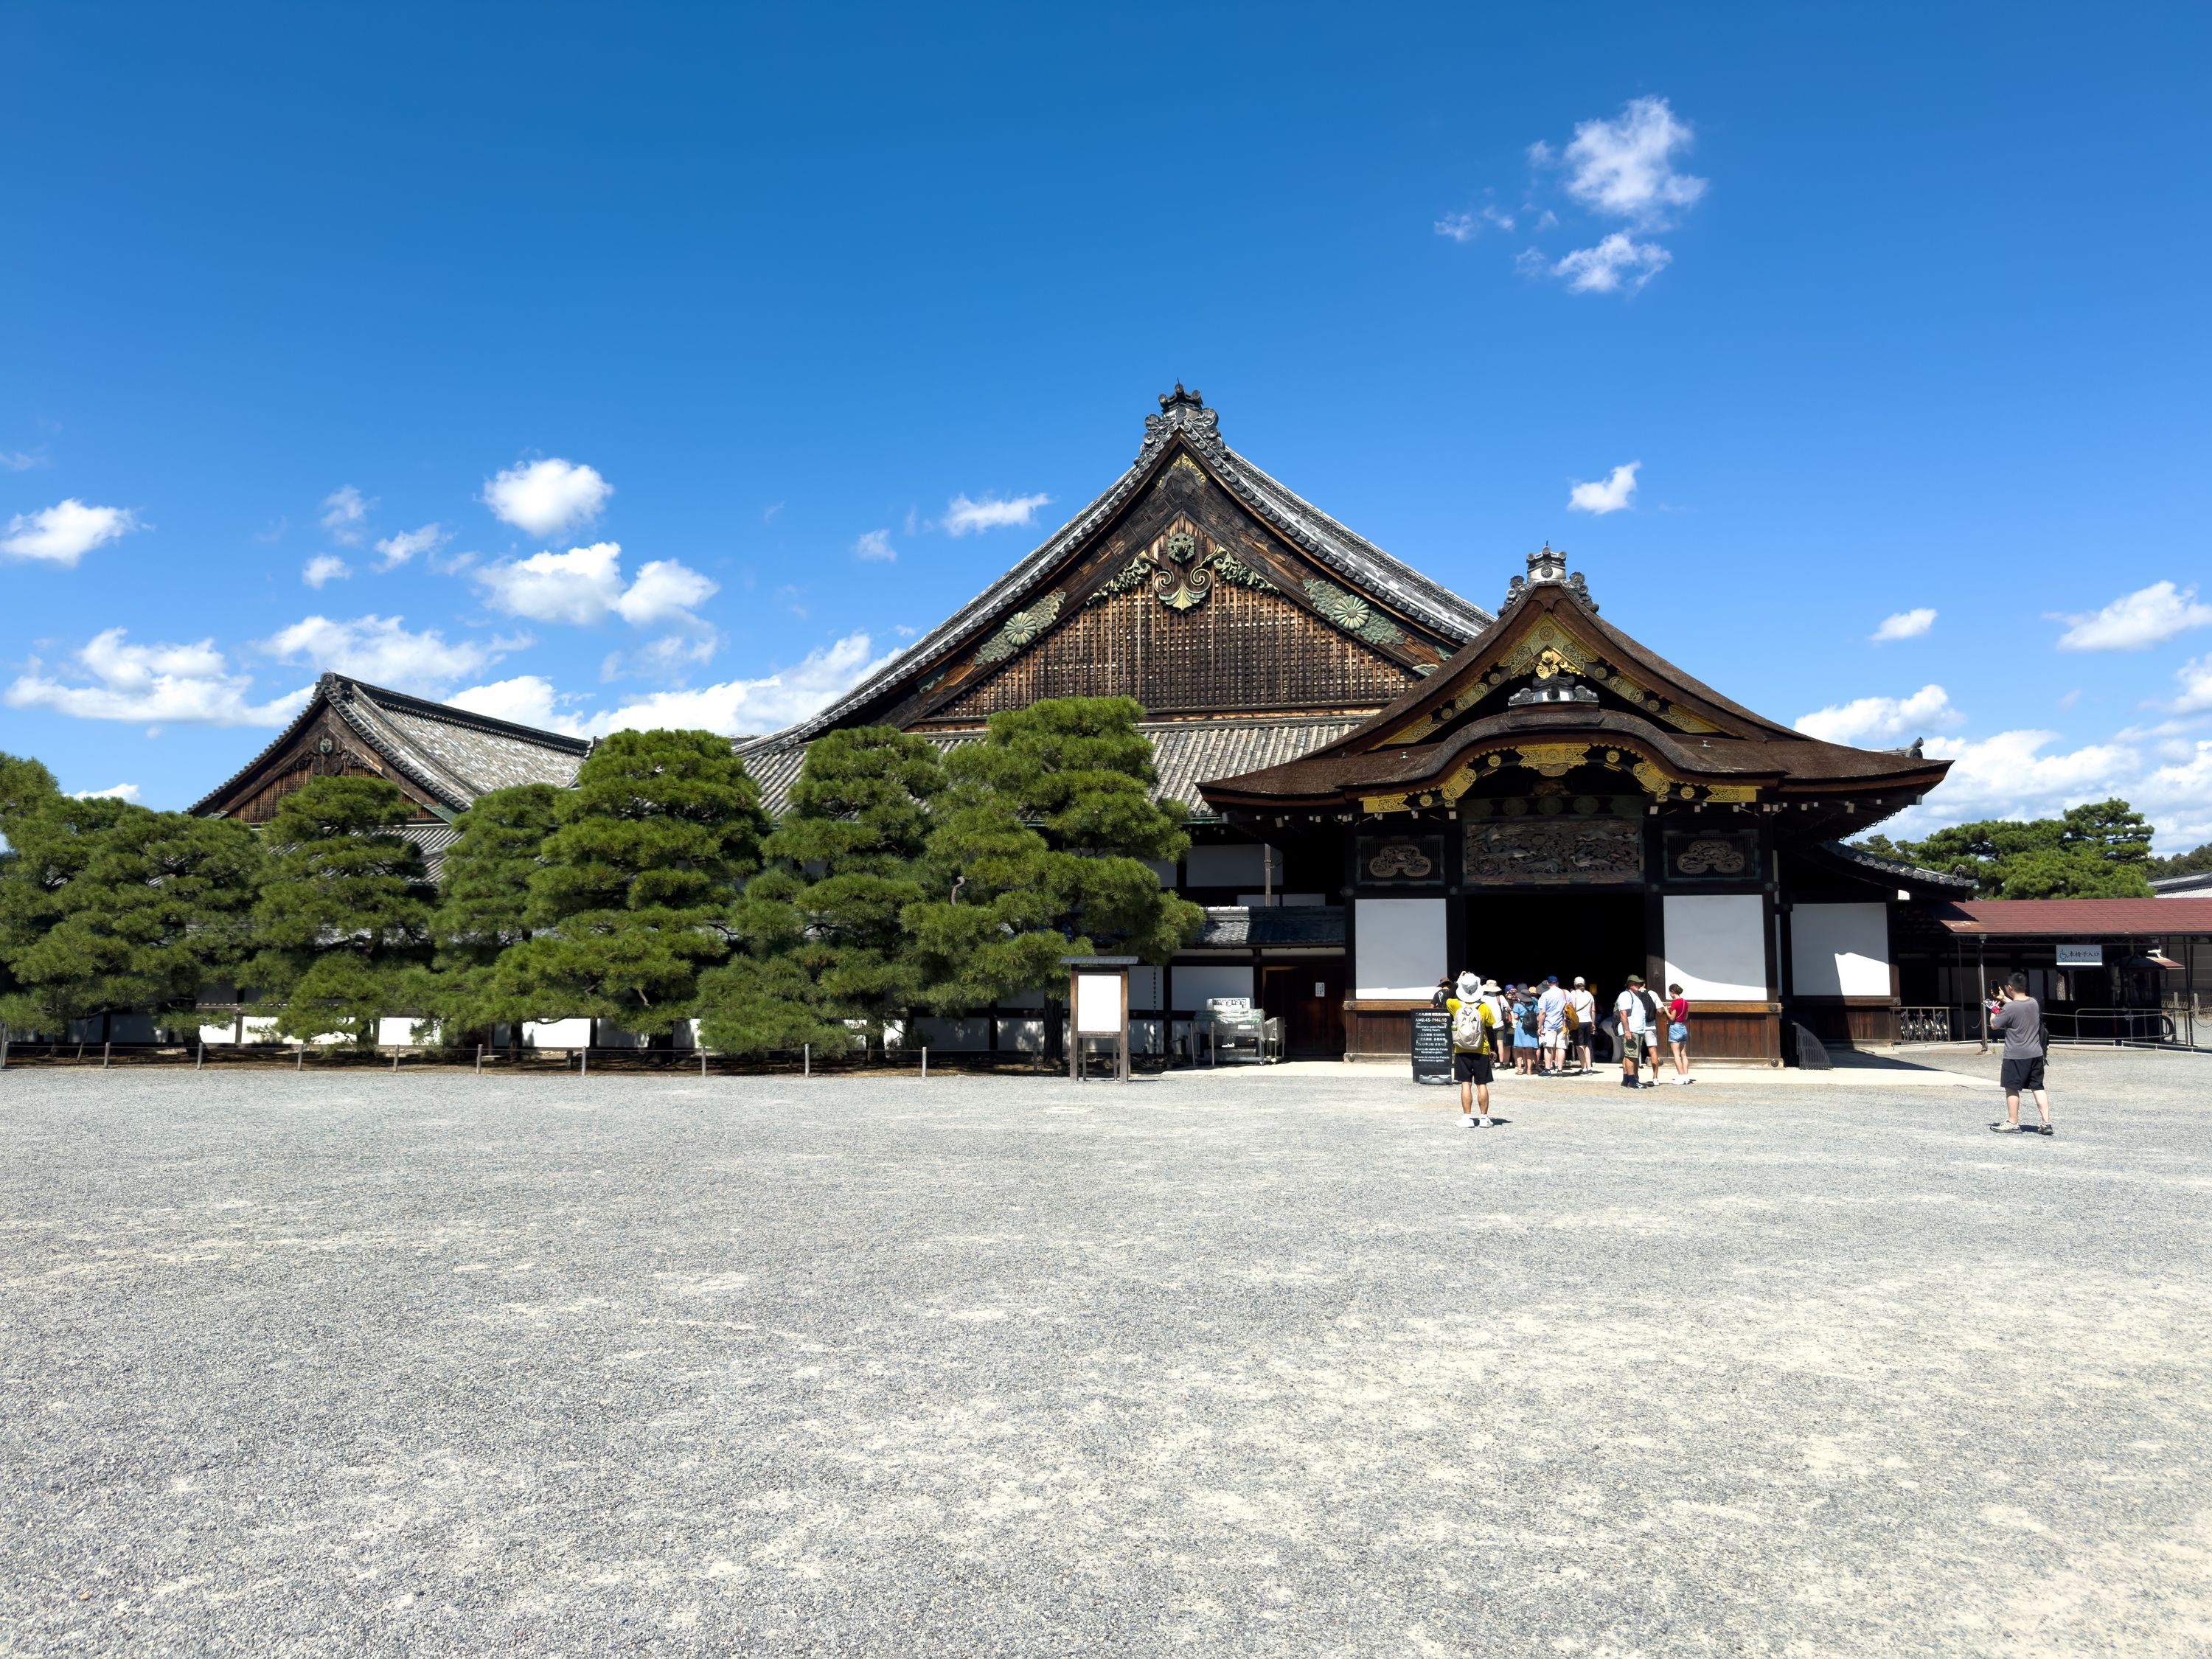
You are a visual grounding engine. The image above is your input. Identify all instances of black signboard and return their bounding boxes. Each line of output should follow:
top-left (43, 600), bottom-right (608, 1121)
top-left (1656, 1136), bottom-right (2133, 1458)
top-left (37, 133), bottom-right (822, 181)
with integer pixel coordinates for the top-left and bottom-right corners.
top-left (1411, 1009), bottom-right (1454, 1085)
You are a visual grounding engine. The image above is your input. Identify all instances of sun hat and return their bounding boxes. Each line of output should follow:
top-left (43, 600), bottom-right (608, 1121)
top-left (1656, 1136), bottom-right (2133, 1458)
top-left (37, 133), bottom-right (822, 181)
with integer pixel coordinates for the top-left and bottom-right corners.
top-left (1455, 971), bottom-right (1480, 997)
top-left (1572, 976), bottom-right (1586, 987)
top-left (1481, 978), bottom-right (1501, 993)
top-left (1626, 973), bottom-right (1646, 986)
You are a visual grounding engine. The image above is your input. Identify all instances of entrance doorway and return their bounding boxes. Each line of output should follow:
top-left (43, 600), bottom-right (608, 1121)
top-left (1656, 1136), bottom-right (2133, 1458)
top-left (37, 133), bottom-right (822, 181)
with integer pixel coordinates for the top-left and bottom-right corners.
top-left (1261, 959), bottom-right (1346, 1057)
top-left (1464, 891), bottom-right (1646, 1004)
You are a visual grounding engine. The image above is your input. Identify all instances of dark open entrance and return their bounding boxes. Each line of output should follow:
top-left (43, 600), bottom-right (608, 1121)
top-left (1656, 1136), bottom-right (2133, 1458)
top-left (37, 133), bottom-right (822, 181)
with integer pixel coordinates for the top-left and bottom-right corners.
top-left (1464, 891), bottom-right (1646, 1000)
top-left (1260, 959), bottom-right (1347, 1057)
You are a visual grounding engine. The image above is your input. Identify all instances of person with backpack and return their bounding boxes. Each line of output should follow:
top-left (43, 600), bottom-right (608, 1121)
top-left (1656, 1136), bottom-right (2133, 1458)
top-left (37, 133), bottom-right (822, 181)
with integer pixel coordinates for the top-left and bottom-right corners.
top-left (1614, 973), bottom-right (1662, 1090)
top-left (1568, 976), bottom-right (1598, 1074)
top-left (1989, 973), bottom-right (2053, 1135)
top-left (1444, 970), bottom-right (1500, 1128)
top-left (1512, 984), bottom-right (1542, 1075)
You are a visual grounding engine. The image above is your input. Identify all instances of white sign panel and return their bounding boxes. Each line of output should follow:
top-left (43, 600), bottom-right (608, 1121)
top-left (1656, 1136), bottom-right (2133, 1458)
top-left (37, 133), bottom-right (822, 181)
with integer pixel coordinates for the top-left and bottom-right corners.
top-left (1663, 894), bottom-right (1769, 1001)
top-left (1074, 973), bottom-right (1126, 1035)
top-left (1354, 897), bottom-right (1447, 998)
top-left (2056, 943), bottom-right (2103, 967)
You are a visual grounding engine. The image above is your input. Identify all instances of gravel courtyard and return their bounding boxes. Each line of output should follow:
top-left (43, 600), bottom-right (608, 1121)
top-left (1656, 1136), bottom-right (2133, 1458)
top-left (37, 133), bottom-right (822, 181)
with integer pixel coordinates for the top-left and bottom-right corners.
top-left (4, 1050), bottom-right (2208, 1656)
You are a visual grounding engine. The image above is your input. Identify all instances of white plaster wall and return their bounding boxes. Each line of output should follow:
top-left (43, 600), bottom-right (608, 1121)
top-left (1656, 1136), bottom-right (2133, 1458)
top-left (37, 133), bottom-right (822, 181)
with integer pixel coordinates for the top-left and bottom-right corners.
top-left (526, 1018), bottom-right (592, 1047)
top-left (1663, 894), bottom-right (1770, 1000)
top-left (1791, 902), bottom-right (1892, 997)
top-left (1174, 964), bottom-right (1255, 1007)
top-left (1354, 897), bottom-right (1448, 998)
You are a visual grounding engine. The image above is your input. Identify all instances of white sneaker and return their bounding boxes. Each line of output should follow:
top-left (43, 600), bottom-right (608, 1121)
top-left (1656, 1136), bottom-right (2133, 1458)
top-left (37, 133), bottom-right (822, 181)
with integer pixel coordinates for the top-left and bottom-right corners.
top-left (1477, 1115), bottom-right (1493, 1127)
top-left (1460, 1113), bottom-right (1476, 1128)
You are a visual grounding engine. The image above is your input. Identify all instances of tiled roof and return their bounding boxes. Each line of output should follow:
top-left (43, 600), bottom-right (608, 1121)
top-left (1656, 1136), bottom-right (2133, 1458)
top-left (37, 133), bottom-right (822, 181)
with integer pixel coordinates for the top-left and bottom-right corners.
top-left (750, 390), bottom-right (1492, 749)
top-left (1194, 905), bottom-right (1347, 947)
top-left (740, 716), bottom-right (1361, 821)
top-left (192, 674), bottom-right (591, 816)
top-left (1814, 841), bottom-right (1977, 893)
top-left (2150, 870), bottom-right (2212, 895)
top-left (1934, 898), bottom-right (2212, 936)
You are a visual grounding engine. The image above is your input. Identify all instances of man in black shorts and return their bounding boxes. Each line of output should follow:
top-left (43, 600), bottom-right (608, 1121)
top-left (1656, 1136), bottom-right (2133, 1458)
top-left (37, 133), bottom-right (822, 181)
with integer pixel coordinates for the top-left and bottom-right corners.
top-left (1989, 973), bottom-right (2053, 1135)
top-left (1445, 971), bottom-right (1499, 1128)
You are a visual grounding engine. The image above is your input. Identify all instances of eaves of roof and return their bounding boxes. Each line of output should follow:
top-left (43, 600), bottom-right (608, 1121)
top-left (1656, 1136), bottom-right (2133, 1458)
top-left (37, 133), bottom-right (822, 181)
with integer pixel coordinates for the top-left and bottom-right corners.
top-left (1934, 897), bottom-right (2212, 936)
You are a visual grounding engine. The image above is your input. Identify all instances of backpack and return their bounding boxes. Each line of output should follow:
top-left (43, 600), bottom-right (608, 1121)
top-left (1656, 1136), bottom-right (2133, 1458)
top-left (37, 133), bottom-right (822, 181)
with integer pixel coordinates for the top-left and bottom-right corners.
top-left (1519, 1001), bottom-right (1540, 1037)
top-left (1635, 990), bottom-right (1663, 1029)
top-left (1451, 1000), bottom-right (1488, 1052)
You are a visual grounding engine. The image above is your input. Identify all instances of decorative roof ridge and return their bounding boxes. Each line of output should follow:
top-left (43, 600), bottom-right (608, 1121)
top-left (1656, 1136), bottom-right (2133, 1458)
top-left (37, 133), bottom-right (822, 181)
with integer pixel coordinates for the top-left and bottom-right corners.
top-left (326, 686), bottom-right (480, 813)
top-left (327, 674), bottom-right (594, 754)
top-left (746, 386), bottom-right (1492, 749)
top-left (1818, 839), bottom-right (1978, 892)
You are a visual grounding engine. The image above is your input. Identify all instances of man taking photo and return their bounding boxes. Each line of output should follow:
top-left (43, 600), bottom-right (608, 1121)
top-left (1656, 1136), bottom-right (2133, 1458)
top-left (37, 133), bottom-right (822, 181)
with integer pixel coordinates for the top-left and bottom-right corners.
top-left (1989, 973), bottom-right (2053, 1136)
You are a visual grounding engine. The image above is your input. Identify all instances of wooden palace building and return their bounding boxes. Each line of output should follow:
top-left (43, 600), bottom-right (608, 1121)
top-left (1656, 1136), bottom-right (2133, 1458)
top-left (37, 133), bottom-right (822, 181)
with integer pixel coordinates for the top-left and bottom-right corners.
top-left (192, 386), bottom-right (1969, 1062)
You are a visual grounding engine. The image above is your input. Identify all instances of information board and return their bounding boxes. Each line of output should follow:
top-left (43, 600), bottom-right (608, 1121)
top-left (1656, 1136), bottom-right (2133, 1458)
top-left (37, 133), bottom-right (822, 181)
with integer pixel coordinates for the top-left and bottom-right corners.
top-left (1410, 1008), bottom-right (1453, 1085)
top-left (1074, 973), bottom-right (1126, 1034)
top-left (2056, 943), bottom-right (2103, 967)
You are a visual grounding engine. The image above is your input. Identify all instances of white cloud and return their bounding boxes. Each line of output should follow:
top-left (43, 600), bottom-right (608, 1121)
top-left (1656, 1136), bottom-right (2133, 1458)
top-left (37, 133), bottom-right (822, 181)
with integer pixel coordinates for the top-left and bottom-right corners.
top-left (1, 450), bottom-right (50, 470)
top-left (1871, 608), bottom-right (1937, 642)
top-left (72, 783), bottom-right (141, 801)
top-left (2166, 655), bottom-right (2212, 714)
top-left (1434, 213), bottom-right (1480, 243)
top-left (472, 541), bottom-right (715, 636)
top-left (1793, 684), bottom-right (1963, 745)
top-left (1559, 96), bottom-right (1707, 228)
top-left (1916, 729), bottom-right (2139, 821)
top-left (302, 554), bottom-right (352, 588)
top-left (258, 613), bottom-right (504, 694)
top-left (4, 630), bottom-right (310, 726)
top-left (446, 675), bottom-right (585, 734)
top-left (854, 529), bottom-right (896, 561)
top-left (373, 522), bottom-right (446, 570)
top-left (586, 633), bottom-right (898, 737)
top-left (942, 492), bottom-right (1052, 537)
top-left (2139, 741), bottom-right (2212, 849)
top-left (1567, 462), bottom-right (1639, 515)
top-left (482, 458), bottom-right (612, 537)
top-left (320, 485), bottom-right (374, 545)
top-left (2054, 580), bottom-right (2212, 651)
top-left (613, 558), bottom-right (717, 625)
top-left (2, 499), bottom-right (142, 566)
top-left (1546, 233), bottom-right (1672, 294)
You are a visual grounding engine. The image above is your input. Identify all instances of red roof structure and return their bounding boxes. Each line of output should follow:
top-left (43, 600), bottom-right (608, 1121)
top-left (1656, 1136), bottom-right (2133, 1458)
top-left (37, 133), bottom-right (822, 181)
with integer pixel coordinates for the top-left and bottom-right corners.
top-left (1933, 899), bottom-right (2212, 936)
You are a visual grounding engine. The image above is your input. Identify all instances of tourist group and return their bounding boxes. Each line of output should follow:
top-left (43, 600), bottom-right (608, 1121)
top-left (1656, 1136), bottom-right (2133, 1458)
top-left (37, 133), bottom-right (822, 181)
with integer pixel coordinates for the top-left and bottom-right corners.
top-left (1433, 971), bottom-right (1692, 1127)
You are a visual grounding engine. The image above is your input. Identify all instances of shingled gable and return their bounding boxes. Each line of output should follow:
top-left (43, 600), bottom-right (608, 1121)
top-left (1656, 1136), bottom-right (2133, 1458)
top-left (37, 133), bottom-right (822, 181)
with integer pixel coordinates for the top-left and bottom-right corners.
top-left (190, 672), bottom-right (592, 824)
top-left (1195, 544), bottom-right (1953, 837)
top-left (739, 386), bottom-right (1493, 768)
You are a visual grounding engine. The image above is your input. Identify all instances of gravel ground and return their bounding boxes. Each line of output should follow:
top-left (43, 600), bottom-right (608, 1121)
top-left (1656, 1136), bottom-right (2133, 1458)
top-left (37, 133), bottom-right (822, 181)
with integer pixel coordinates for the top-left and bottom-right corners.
top-left (3, 1049), bottom-right (2208, 1657)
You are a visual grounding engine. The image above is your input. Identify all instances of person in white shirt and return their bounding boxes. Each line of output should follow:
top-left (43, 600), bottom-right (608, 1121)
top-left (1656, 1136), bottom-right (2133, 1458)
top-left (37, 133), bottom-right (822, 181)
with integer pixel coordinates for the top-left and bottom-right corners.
top-left (1614, 973), bottom-right (1660, 1090)
top-left (1568, 977), bottom-right (1598, 1074)
top-left (1537, 976), bottom-right (1568, 1076)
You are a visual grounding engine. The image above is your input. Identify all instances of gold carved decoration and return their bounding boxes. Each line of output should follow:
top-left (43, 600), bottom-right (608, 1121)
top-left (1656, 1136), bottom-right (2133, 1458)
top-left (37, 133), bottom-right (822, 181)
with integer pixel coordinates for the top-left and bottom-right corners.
top-left (1465, 818), bottom-right (1643, 885)
top-left (1367, 842), bottom-right (1436, 879)
top-left (1513, 742), bottom-right (1589, 777)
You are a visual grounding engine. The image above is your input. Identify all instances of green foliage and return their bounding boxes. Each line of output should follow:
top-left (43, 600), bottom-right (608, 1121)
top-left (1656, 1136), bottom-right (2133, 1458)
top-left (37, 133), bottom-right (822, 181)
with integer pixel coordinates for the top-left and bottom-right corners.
top-left (0, 763), bottom-right (262, 1037)
top-left (248, 776), bottom-right (436, 1045)
top-left (2146, 840), bottom-right (2212, 880)
top-left (698, 726), bottom-right (944, 1055)
top-left (426, 783), bottom-right (561, 1040)
top-left (903, 698), bottom-right (1203, 1008)
top-left (490, 729), bottom-right (768, 1040)
top-left (1856, 798), bottom-right (2155, 899)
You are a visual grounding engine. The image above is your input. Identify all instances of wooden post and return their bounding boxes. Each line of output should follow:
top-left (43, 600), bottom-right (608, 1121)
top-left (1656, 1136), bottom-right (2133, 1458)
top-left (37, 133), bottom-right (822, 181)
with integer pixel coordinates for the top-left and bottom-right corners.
top-left (700, 1048), bottom-right (706, 1079)
top-left (296, 1044), bottom-right (303, 1071)
top-left (102, 1040), bottom-right (111, 1069)
top-left (581, 1047), bottom-right (588, 1078)
top-left (196, 1042), bottom-right (204, 1072)
top-left (476, 1044), bottom-right (483, 1074)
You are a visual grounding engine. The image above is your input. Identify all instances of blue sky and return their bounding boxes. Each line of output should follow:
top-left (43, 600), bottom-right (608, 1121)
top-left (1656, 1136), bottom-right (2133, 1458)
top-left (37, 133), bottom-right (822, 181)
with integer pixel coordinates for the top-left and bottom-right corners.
top-left (4, 3), bottom-right (2208, 846)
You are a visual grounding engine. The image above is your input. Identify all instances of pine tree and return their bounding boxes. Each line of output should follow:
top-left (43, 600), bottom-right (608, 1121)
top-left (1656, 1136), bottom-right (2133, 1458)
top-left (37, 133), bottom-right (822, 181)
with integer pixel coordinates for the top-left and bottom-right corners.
top-left (0, 777), bottom-right (133, 1037)
top-left (7, 809), bottom-right (261, 1040)
top-left (698, 726), bottom-right (944, 1055)
top-left (1855, 798), bottom-right (2156, 898)
top-left (248, 776), bottom-right (437, 1046)
top-left (425, 783), bottom-right (560, 1044)
top-left (903, 698), bottom-right (1203, 1009)
top-left (491, 729), bottom-right (768, 1043)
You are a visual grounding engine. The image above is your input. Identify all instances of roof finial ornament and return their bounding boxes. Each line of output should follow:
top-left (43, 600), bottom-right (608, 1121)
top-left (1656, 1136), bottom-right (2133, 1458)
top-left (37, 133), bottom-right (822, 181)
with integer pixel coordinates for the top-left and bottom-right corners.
top-left (1138, 380), bottom-right (1222, 462)
top-left (1503, 542), bottom-right (1599, 613)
